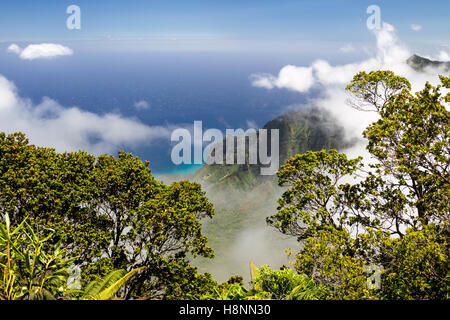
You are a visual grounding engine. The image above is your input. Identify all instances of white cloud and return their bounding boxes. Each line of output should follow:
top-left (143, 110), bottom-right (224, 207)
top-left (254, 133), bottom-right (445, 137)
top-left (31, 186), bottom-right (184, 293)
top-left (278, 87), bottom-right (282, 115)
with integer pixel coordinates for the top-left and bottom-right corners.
top-left (249, 73), bottom-right (277, 90)
top-left (7, 43), bottom-right (73, 60)
top-left (250, 65), bottom-right (315, 92)
top-left (421, 49), bottom-right (450, 62)
top-left (0, 74), bottom-right (170, 154)
top-left (437, 50), bottom-right (450, 61)
top-left (7, 44), bottom-right (22, 54)
top-left (410, 24), bottom-right (423, 31)
top-left (134, 100), bottom-right (150, 110)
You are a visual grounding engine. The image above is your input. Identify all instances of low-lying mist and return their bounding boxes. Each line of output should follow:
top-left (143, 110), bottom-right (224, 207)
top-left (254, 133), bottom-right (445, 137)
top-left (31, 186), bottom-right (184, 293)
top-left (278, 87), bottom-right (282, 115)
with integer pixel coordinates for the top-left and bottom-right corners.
top-left (192, 180), bottom-right (298, 283)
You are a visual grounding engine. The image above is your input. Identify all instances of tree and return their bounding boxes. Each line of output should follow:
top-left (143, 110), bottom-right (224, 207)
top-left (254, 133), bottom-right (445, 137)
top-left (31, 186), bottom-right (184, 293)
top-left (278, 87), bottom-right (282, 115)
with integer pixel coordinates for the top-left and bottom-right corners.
top-left (267, 149), bottom-right (365, 241)
top-left (347, 71), bottom-right (449, 235)
top-left (0, 133), bottom-right (216, 299)
top-left (0, 132), bottom-right (106, 266)
top-left (268, 71), bottom-right (450, 299)
top-left (87, 151), bottom-right (215, 298)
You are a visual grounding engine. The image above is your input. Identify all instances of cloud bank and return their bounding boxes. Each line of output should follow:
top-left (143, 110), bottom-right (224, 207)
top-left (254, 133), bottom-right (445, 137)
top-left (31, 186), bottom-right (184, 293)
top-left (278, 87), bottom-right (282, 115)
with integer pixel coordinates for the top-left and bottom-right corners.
top-left (250, 65), bottom-right (315, 92)
top-left (0, 74), bottom-right (170, 154)
top-left (7, 43), bottom-right (73, 60)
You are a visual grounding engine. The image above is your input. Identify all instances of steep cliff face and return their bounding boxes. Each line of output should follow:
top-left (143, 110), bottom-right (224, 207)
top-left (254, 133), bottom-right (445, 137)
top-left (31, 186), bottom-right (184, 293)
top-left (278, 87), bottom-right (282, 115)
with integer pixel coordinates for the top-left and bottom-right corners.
top-left (262, 106), bottom-right (349, 164)
top-left (188, 105), bottom-right (350, 191)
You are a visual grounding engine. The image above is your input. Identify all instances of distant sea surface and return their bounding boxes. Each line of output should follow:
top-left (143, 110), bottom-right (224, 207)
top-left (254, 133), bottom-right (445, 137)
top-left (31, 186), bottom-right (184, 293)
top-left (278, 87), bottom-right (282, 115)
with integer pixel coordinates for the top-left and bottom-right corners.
top-left (0, 42), bottom-right (342, 175)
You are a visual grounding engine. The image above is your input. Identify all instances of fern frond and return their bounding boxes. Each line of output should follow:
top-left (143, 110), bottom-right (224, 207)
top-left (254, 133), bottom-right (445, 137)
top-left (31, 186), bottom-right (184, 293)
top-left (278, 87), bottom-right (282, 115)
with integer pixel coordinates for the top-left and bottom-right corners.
top-left (83, 267), bottom-right (146, 300)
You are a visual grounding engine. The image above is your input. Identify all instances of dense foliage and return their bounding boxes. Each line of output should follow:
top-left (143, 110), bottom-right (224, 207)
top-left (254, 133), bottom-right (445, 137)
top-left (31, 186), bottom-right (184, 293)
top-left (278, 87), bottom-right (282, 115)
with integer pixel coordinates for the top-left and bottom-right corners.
top-left (0, 214), bottom-right (74, 299)
top-left (0, 134), bottom-right (216, 299)
top-left (193, 264), bottom-right (328, 300)
top-left (268, 71), bottom-right (449, 299)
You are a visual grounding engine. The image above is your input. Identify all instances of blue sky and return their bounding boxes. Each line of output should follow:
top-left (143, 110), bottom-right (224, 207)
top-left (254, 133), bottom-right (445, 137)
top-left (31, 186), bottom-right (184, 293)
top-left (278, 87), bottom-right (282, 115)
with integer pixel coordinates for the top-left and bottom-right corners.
top-left (0, 0), bottom-right (448, 48)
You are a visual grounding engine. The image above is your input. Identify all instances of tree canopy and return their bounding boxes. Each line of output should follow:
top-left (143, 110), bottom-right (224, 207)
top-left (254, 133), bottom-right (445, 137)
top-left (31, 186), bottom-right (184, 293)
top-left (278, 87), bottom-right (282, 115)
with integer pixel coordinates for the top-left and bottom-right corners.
top-left (268, 71), bottom-right (449, 299)
top-left (0, 133), bottom-right (216, 299)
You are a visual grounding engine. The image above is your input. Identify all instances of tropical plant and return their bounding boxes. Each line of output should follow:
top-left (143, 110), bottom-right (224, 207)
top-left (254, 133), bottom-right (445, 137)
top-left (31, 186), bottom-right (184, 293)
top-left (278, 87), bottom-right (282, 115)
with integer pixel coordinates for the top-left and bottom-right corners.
top-left (193, 274), bottom-right (253, 300)
top-left (194, 263), bottom-right (329, 300)
top-left (80, 267), bottom-right (146, 300)
top-left (0, 214), bottom-right (74, 300)
top-left (203, 283), bottom-right (250, 300)
top-left (251, 264), bottom-right (329, 300)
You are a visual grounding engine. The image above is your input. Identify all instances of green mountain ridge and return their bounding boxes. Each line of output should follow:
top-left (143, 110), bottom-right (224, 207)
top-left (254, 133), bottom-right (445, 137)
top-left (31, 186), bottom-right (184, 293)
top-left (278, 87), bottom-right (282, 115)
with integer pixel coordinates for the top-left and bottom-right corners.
top-left (159, 105), bottom-right (350, 280)
top-left (161, 105), bottom-right (351, 190)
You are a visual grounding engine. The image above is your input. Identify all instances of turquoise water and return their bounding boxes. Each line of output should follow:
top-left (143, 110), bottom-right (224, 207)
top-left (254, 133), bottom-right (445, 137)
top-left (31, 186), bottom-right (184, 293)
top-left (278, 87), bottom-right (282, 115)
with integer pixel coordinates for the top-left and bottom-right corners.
top-left (155, 164), bottom-right (204, 177)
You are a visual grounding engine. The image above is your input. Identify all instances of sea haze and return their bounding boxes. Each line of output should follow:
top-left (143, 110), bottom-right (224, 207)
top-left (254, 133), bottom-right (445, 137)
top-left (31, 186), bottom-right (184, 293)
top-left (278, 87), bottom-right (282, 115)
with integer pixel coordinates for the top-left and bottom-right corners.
top-left (0, 41), bottom-right (334, 175)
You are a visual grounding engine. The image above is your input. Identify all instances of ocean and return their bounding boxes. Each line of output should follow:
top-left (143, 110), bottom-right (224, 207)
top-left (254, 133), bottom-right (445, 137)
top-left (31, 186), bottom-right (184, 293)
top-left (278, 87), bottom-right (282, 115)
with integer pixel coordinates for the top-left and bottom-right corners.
top-left (0, 40), bottom-right (328, 175)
